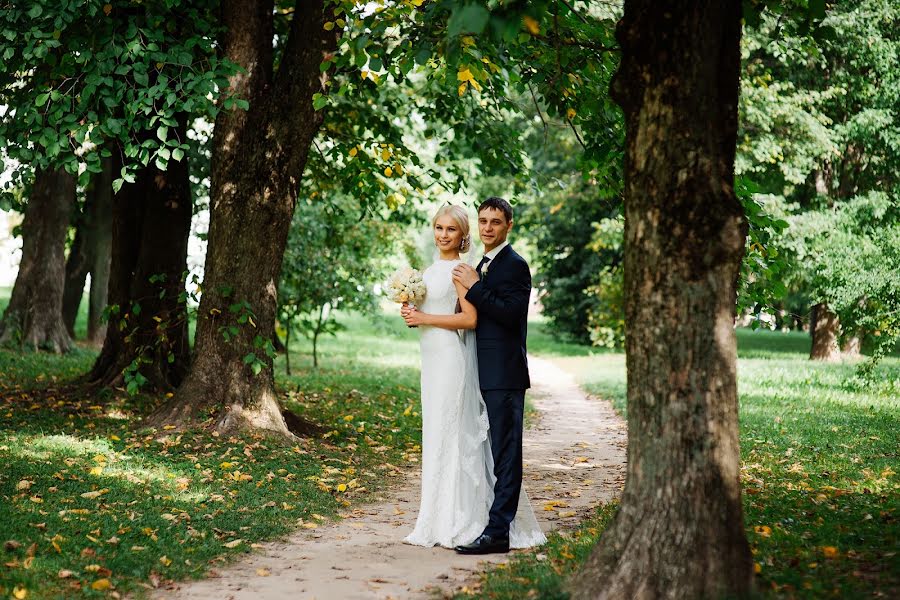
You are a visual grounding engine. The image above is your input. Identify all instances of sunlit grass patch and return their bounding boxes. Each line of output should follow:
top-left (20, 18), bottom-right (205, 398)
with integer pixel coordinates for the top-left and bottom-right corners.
top-left (0, 311), bottom-right (425, 599)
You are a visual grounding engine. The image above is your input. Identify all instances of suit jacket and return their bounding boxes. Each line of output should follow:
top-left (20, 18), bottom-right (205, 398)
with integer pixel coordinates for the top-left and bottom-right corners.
top-left (465, 244), bottom-right (531, 390)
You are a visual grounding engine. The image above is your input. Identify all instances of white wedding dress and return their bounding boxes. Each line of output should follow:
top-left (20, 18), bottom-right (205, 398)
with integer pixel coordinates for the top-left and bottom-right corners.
top-left (403, 259), bottom-right (546, 549)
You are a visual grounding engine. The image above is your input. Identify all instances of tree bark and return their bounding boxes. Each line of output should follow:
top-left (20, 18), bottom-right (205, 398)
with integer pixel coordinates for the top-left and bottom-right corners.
top-left (85, 141), bottom-right (192, 392)
top-left (570, 2), bottom-right (753, 598)
top-left (0, 168), bottom-right (75, 352)
top-left (809, 302), bottom-right (842, 361)
top-left (147, 0), bottom-right (336, 436)
top-left (62, 157), bottom-right (113, 342)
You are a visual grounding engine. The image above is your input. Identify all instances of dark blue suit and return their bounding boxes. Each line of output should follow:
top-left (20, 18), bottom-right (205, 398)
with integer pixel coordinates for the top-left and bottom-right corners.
top-left (465, 244), bottom-right (531, 537)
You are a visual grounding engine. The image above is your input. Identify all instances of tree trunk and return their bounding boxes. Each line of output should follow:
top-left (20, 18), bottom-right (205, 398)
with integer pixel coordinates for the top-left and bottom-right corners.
top-left (0, 168), bottom-right (75, 352)
top-left (810, 302), bottom-right (842, 361)
top-left (85, 142), bottom-right (192, 392)
top-left (841, 333), bottom-right (862, 358)
top-left (147, 0), bottom-right (336, 436)
top-left (87, 159), bottom-right (113, 344)
top-left (62, 157), bottom-right (113, 342)
top-left (62, 212), bottom-right (90, 338)
top-left (570, 2), bottom-right (753, 598)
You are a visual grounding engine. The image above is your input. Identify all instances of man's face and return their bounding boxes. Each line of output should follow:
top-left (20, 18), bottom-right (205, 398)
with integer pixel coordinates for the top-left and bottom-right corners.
top-left (478, 207), bottom-right (512, 251)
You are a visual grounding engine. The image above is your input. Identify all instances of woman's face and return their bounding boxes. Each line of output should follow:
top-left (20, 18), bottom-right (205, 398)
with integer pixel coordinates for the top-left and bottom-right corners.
top-left (434, 214), bottom-right (464, 253)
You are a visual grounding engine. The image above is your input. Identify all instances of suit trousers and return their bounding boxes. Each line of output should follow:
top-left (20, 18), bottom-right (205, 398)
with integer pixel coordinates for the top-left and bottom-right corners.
top-left (481, 388), bottom-right (525, 537)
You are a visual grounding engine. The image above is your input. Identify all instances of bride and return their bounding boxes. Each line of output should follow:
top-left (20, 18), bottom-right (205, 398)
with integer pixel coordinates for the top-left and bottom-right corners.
top-left (400, 204), bottom-right (545, 550)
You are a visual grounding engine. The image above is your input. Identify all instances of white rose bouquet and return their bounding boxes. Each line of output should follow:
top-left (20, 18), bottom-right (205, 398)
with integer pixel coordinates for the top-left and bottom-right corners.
top-left (385, 267), bottom-right (427, 327)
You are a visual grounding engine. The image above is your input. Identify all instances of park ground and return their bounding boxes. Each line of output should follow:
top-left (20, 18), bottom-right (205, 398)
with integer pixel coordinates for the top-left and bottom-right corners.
top-left (1, 304), bottom-right (898, 599)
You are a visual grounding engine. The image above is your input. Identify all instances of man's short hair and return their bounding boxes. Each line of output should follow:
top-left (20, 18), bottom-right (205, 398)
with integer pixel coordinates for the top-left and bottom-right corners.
top-left (477, 196), bottom-right (513, 223)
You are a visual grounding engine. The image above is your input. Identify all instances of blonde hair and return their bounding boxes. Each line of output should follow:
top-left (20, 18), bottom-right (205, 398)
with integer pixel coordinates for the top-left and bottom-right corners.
top-left (432, 204), bottom-right (472, 253)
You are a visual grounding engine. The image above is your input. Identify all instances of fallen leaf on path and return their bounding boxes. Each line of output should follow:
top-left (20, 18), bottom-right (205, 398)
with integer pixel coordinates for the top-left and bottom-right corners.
top-left (256, 568), bottom-right (271, 577)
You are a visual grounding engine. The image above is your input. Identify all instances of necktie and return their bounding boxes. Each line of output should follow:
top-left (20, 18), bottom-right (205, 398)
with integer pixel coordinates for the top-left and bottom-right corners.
top-left (476, 256), bottom-right (490, 277)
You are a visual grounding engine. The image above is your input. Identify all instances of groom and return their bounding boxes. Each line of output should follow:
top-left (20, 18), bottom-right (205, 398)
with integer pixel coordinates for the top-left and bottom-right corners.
top-left (452, 196), bottom-right (531, 555)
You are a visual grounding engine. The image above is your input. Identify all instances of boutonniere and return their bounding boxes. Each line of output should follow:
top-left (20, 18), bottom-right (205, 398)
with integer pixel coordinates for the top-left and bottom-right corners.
top-left (482, 262), bottom-right (490, 278)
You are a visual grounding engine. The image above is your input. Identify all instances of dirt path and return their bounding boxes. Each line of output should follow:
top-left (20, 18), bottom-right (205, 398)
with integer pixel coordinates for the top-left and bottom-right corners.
top-left (155, 357), bottom-right (626, 600)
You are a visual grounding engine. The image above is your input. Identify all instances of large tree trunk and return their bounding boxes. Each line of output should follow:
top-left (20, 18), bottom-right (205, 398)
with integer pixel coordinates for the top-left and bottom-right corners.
top-left (809, 302), bottom-right (842, 361)
top-left (147, 0), bottom-right (336, 435)
top-left (85, 142), bottom-right (191, 392)
top-left (62, 157), bottom-right (113, 342)
top-left (87, 158), bottom-right (114, 344)
top-left (570, 2), bottom-right (753, 598)
top-left (0, 168), bottom-right (75, 352)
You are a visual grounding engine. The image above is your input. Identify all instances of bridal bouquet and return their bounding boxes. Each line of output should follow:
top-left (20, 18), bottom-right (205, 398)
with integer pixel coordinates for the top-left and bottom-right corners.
top-left (385, 267), bottom-right (426, 327)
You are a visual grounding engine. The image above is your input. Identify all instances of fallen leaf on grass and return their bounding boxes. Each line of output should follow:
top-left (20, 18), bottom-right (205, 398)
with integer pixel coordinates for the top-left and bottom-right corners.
top-left (16, 480), bottom-right (32, 491)
top-left (159, 555), bottom-right (172, 566)
top-left (754, 525), bottom-right (772, 537)
top-left (91, 578), bottom-right (112, 591)
top-left (822, 546), bottom-right (839, 558)
top-left (58, 570), bottom-right (75, 579)
top-left (12, 585), bottom-right (27, 599)
top-left (223, 539), bottom-right (243, 548)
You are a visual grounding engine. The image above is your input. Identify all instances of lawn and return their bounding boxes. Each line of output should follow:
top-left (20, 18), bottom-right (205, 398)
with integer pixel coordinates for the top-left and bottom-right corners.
top-left (0, 310), bottom-right (424, 599)
top-left (2, 307), bottom-right (897, 599)
top-left (466, 325), bottom-right (900, 598)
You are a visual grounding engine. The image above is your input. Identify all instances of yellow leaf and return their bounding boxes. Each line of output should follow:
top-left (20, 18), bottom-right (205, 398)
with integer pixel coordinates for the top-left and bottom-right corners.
top-left (159, 555), bottom-right (172, 566)
top-left (301, 522), bottom-right (317, 529)
top-left (16, 479), bottom-right (32, 491)
top-left (89, 466), bottom-right (104, 476)
top-left (384, 167), bottom-right (393, 177)
top-left (457, 68), bottom-right (474, 82)
top-left (91, 579), bottom-right (112, 591)
top-left (81, 490), bottom-right (102, 499)
top-left (380, 148), bottom-right (391, 161)
top-left (349, 147), bottom-right (358, 157)
top-left (567, 108), bottom-right (576, 120)
top-left (323, 21), bottom-right (335, 30)
top-left (822, 546), bottom-right (839, 558)
top-left (109, 435), bottom-right (120, 441)
top-left (343, 415), bottom-right (354, 422)
top-left (12, 586), bottom-right (27, 599)
top-left (461, 36), bottom-right (476, 47)
top-left (220, 462), bottom-right (234, 469)
top-left (337, 483), bottom-right (348, 492)
top-left (256, 568), bottom-right (271, 577)
top-left (754, 562), bottom-right (762, 574)
top-left (523, 15), bottom-right (540, 35)
top-left (458, 82), bottom-right (468, 96)
top-left (102, 4), bottom-right (112, 16)
top-left (223, 539), bottom-right (243, 548)
top-left (29, 496), bottom-right (43, 503)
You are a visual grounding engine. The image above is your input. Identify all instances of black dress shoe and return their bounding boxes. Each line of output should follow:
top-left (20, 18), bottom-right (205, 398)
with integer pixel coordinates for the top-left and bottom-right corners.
top-left (454, 533), bottom-right (510, 555)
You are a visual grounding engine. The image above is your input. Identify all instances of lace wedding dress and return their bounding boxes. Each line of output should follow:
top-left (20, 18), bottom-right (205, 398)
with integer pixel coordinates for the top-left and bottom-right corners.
top-left (403, 259), bottom-right (546, 549)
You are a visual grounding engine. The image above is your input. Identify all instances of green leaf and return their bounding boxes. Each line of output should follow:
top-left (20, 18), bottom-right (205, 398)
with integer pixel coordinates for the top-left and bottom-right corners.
top-left (172, 148), bottom-right (184, 161)
top-left (312, 93), bottom-right (327, 111)
top-left (35, 93), bottom-right (49, 106)
top-left (157, 126), bottom-right (168, 142)
top-left (448, 4), bottom-right (490, 37)
top-left (27, 5), bottom-right (43, 18)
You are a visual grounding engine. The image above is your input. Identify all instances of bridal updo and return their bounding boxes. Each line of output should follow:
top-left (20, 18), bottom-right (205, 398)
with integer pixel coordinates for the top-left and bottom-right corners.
top-left (432, 204), bottom-right (472, 253)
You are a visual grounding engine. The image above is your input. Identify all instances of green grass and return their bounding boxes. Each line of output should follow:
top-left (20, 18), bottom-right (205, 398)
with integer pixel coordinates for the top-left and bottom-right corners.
top-left (463, 328), bottom-right (900, 599)
top-left (0, 312), bottom-right (424, 599)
